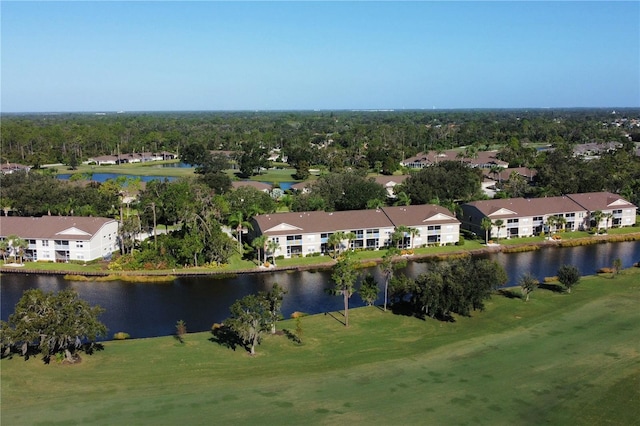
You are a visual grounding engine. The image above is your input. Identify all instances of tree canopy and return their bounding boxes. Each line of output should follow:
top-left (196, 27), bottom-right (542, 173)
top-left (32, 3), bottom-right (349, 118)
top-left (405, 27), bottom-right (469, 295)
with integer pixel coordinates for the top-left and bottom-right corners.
top-left (1, 289), bottom-right (107, 364)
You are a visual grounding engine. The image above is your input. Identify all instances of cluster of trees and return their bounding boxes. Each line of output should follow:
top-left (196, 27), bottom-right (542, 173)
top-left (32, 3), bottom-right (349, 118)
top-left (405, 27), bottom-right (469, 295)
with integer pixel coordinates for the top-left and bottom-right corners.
top-left (0, 171), bottom-right (120, 217)
top-left (2, 109), bottom-right (634, 175)
top-left (519, 264), bottom-right (582, 301)
top-left (0, 234), bottom-right (28, 264)
top-left (115, 177), bottom-right (278, 269)
top-left (388, 257), bottom-right (508, 320)
top-left (0, 289), bottom-right (107, 363)
top-left (326, 249), bottom-right (508, 329)
top-left (215, 283), bottom-right (286, 355)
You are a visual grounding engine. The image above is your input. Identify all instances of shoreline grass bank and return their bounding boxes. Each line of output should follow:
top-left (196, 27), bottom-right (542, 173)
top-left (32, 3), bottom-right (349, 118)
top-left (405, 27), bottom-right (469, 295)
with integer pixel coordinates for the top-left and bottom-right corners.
top-left (2, 230), bottom-right (639, 279)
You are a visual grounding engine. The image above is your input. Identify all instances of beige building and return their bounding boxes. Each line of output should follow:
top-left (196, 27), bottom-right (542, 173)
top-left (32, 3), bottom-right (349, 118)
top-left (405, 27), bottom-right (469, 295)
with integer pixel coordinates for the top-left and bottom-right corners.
top-left (460, 192), bottom-right (637, 239)
top-left (251, 204), bottom-right (460, 258)
top-left (0, 216), bottom-right (119, 262)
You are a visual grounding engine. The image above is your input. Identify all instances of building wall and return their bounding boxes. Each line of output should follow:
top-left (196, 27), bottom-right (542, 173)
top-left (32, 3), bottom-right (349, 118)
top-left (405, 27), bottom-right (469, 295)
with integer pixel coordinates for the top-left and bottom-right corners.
top-left (21, 221), bottom-right (119, 262)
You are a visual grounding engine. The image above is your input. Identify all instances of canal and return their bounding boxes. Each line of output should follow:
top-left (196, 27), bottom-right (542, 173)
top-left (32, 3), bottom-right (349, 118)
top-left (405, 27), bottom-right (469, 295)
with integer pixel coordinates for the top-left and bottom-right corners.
top-left (1, 241), bottom-right (639, 339)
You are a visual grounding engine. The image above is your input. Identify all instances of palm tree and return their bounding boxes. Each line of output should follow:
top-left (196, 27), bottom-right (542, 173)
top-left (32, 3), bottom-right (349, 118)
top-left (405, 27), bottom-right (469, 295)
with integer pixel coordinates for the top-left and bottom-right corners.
top-left (408, 227), bottom-right (420, 249)
top-left (489, 165), bottom-right (503, 184)
top-left (0, 239), bottom-right (10, 262)
top-left (266, 239), bottom-right (280, 266)
top-left (251, 235), bottom-right (268, 265)
top-left (392, 225), bottom-right (411, 249)
top-left (327, 231), bottom-right (346, 258)
top-left (518, 273), bottom-right (538, 302)
top-left (228, 211), bottom-right (252, 246)
top-left (603, 212), bottom-right (614, 232)
top-left (366, 198), bottom-right (385, 209)
top-left (591, 210), bottom-right (604, 233)
top-left (344, 231), bottom-right (357, 251)
top-left (7, 235), bottom-right (28, 264)
top-left (394, 191), bottom-right (411, 206)
top-left (493, 219), bottom-right (505, 243)
top-left (545, 216), bottom-right (557, 237)
top-left (481, 217), bottom-right (493, 244)
top-left (555, 216), bottom-right (567, 232)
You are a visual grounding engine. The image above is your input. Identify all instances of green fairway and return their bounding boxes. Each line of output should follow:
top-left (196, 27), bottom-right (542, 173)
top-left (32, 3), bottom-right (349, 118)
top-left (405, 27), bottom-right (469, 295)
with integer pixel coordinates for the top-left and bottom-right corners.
top-left (2, 271), bottom-right (639, 425)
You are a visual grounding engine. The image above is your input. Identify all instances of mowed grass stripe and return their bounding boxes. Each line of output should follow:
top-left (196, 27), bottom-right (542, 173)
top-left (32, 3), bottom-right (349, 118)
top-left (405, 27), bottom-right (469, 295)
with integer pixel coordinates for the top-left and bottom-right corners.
top-left (2, 271), bottom-right (639, 425)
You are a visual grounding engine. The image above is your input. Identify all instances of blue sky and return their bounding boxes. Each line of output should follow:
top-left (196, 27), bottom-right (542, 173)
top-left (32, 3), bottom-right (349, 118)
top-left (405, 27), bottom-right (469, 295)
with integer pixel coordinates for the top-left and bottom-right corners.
top-left (2, 1), bottom-right (638, 112)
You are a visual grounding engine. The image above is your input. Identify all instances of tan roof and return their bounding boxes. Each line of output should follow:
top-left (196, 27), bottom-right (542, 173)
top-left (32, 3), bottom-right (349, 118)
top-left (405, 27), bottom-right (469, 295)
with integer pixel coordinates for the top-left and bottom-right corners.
top-left (403, 150), bottom-right (508, 168)
top-left (0, 216), bottom-right (116, 240)
top-left (567, 192), bottom-right (637, 211)
top-left (381, 205), bottom-right (459, 226)
top-left (253, 204), bottom-right (459, 236)
top-left (231, 181), bottom-right (272, 191)
top-left (254, 209), bottom-right (393, 236)
top-left (373, 175), bottom-right (409, 186)
top-left (464, 196), bottom-right (586, 219)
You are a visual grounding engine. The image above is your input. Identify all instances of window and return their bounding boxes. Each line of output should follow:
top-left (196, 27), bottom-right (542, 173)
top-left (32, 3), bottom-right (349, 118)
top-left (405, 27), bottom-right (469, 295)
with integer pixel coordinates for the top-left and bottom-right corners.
top-left (533, 216), bottom-right (543, 222)
top-left (42, 240), bottom-right (49, 247)
top-left (76, 241), bottom-right (84, 248)
top-left (507, 218), bottom-right (519, 224)
top-left (351, 230), bottom-right (364, 239)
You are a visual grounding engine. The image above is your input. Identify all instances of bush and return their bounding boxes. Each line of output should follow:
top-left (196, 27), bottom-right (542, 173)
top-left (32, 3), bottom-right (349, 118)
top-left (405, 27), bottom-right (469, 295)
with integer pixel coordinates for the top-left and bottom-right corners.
top-left (113, 332), bottom-right (130, 340)
top-left (456, 236), bottom-right (465, 246)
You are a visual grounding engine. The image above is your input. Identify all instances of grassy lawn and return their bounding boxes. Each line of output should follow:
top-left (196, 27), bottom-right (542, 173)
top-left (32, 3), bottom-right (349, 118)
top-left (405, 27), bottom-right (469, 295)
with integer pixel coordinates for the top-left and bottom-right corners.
top-left (59, 161), bottom-right (197, 178)
top-left (2, 270), bottom-right (639, 425)
top-left (54, 161), bottom-right (301, 184)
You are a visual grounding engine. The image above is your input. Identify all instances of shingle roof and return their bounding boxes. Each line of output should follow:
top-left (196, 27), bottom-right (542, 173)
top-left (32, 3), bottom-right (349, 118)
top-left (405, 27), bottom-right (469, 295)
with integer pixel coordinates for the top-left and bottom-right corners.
top-left (254, 209), bottom-right (393, 236)
top-left (0, 216), bottom-right (116, 240)
top-left (231, 181), bottom-right (272, 191)
top-left (253, 204), bottom-right (459, 236)
top-left (464, 196), bottom-right (586, 219)
top-left (381, 205), bottom-right (458, 226)
top-left (567, 192), bottom-right (637, 211)
top-left (373, 175), bottom-right (409, 186)
top-left (402, 150), bottom-right (508, 168)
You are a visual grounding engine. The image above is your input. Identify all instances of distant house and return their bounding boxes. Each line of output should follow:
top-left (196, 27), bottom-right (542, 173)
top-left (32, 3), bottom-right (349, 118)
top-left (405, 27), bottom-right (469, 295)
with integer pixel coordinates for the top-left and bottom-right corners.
top-left (159, 151), bottom-right (177, 161)
top-left (290, 181), bottom-right (313, 194)
top-left (251, 204), bottom-right (460, 258)
top-left (0, 163), bottom-right (31, 175)
top-left (573, 142), bottom-right (622, 160)
top-left (0, 216), bottom-right (119, 262)
top-left (88, 152), bottom-right (177, 165)
top-left (401, 150), bottom-right (508, 170)
top-left (460, 191), bottom-right (636, 239)
top-left (373, 175), bottom-right (409, 198)
top-left (231, 181), bottom-right (272, 193)
top-left (88, 155), bottom-right (118, 165)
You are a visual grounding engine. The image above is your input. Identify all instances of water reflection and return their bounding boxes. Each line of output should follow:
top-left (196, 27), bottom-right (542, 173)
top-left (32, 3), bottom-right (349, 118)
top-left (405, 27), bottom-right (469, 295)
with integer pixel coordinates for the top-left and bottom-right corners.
top-left (2, 241), bottom-right (638, 339)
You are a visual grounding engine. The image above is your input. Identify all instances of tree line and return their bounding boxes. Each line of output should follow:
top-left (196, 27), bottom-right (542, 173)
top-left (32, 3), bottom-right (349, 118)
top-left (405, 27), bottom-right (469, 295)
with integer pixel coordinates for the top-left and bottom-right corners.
top-left (2, 109), bottom-right (635, 172)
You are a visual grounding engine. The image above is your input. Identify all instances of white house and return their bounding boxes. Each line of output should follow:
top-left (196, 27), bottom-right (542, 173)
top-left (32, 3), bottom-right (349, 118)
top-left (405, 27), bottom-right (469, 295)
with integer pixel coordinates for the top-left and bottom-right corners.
top-left (251, 204), bottom-right (460, 259)
top-left (0, 216), bottom-right (119, 262)
top-left (460, 191), bottom-right (637, 239)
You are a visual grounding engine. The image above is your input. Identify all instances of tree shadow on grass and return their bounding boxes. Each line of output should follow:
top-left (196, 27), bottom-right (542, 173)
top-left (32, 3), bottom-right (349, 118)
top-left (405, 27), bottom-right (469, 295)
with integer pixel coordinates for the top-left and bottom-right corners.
top-left (498, 289), bottom-right (523, 300)
top-left (538, 283), bottom-right (565, 293)
top-left (389, 301), bottom-right (416, 317)
top-left (282, 329), bottom-right (301, 344)
top-left (209, 325), bottom-right (243, 351)
top-left (325, 311), bottom-right (346, 326)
